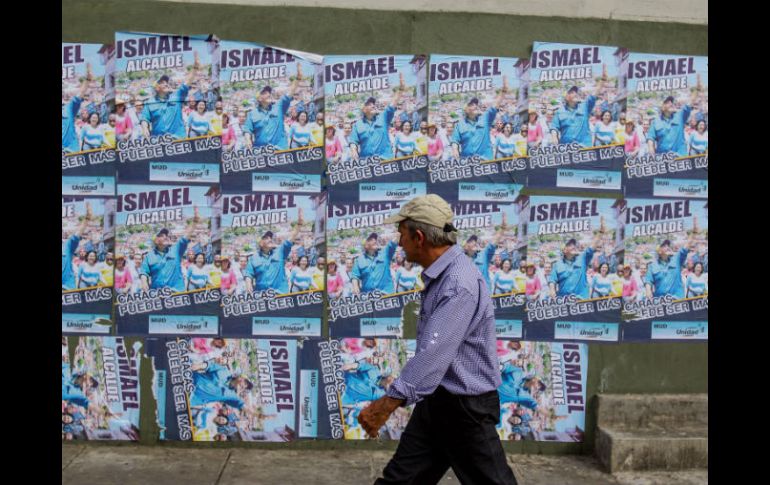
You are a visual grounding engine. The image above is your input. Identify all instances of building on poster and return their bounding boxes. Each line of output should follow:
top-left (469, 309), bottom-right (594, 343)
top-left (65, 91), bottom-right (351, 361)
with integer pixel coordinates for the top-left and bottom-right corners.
top-left (150, 337), bottom-right (298, 441)
top-left (337, 338), bottom-right (415, 440)
top-left (622, 198), bottom-right (708, 341)
top-left (327, 184), bottom-right (426, 337)
top-left (62, 196), bottom-right (116, 334)
top-left (62, 336), bottom-right (142, 441)
top-left (114, 184), bottom-right (222, 335)
top-left (324, 55), bottom-right (429, 186)
top-left (114, 32), bottom-right (222, 172)
top-left (617, 51), bottom-right (708, 197)
top-left (496, 340), bottom-right (586, 442)
top-left (62, 43), bottom-right (117, 179)
top-left (527, 42), bottom-right (624, 191)
top-left (218, 41), bottom-right (324, 193)
top-left (219, 191), bottom-right (325, 337)
top-left (525, 196), bottom-right (623, 341)
top-left (427, 55), bottom-right (527, 183)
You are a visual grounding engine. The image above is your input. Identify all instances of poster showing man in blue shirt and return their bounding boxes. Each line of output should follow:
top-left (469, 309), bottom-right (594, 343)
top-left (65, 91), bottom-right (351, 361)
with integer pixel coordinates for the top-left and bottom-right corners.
top-left (140, 54), bottom-right (202, 140)
top-left (450, 76), bottom-right (511, 160)
top-left (341, 359), bottom-right (395, 405)
top-left (349, 73), bottom-right (406, 162)
top-left (62, 202), bottom-right (93, 291)
top-left (62, 75), bottom-right (91, 153)
top-left (644, 231), bottom-right (698, 300)
top-left (498, 360), bottom-right (541, 410)
top-left (462, 211), bottom-right (509, 291)
top-left (351, 232), bottom-right (399, 295)
top-left (244, 207), bottom-right (305, 294)
top-left (139, 208), bottom-right (201, 293)
top-left (646, 85), bottom-right (705, 157)
top-left (189, 358), bottom-right (250, 409)
top-left (550, 72), bottom-right (607, 147)
top-left (548, 232), bottom-right (604, 300)
top-left (244, 63), bottom-right (304, 150)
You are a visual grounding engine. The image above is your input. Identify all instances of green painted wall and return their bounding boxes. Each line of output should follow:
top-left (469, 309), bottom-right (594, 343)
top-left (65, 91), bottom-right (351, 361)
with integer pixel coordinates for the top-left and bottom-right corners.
top-left (62, 0), bottom-right (707, 455)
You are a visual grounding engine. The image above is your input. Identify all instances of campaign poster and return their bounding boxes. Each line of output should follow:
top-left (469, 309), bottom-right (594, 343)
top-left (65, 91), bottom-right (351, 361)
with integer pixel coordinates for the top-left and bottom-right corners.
top-left (324, 55), bottom-right (429, 186)
top-left (527, 42), bottom-right (624, 192)
top-left (622, 198), bottom-right (708, 341)
top-left (496, 340), bottom-right (587, 442)
top-left (427, 55), bottom-right (528, 187)
top-left (619, 51), bottom-right (708, 197)
top-left (149, 337), bottom-right (298, 441)
top-left (114, 32), bottom-right (222, 181)
top-left (524, 196), bottom-right (623, 342)
top-left (218, 41), bottom-right (324, 193)
top-left (62, 43), bottom-right (117, 179)
top-left (114, 184), bottom-right (222, 336)
top-left (337, 338), bottom-right (415, 440)
top-left (327, 185), bottom-right (425, 337)
top-left (297, 338), bottom-right (346, 439)
top-left (62, 336), bottom-right (142, 441)
top-left (219, 192), bottom-right (325, 337)
top-left (62, 196), bottom-right (116, 335)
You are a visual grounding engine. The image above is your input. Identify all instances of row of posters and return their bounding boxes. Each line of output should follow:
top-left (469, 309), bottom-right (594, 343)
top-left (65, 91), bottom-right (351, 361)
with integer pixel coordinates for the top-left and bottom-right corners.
top-left (63, 34), bottom-right (707, 344)
top-left (63, 336), bottom-right (587, 443)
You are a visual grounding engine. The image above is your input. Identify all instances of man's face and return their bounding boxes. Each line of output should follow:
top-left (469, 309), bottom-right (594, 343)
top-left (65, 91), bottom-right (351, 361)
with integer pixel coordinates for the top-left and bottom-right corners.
top-left (239, 256), bottom-right (247, 269)
top-left (397, 223), bottom-right (421, 263)
top-left (464, 103), bottom-right (479, 119)
top-left (346, 259), bottom-right (354, 271)
top-left (106, 254), bottom-right (114, 266)
top-left (156, 80), bottom-right (171, 96)
top-left (238, 111), bottom-right (246, 124)
top-left (363, 102), bottom-right (377, 118)
top-left (134, 255), bottom-right (142, 266)
top-left (563, 243), bottom-right (578, 259)
top-left (214, 256), bottom-right (222, 268)
top-left (317, 257), bottom-right (326, 270)
top-left (658, 244), bottom-right (674, 259)
top-left (258, 91), bottom-right (272, 105)
top-left (565, 90), bottom-right (578, 105)
top-left (155, 234), bottom-right (170, 250)
top-left (78, 249), bottom-right (87, 258)
top-left (519, 261), bottom-right (526, 273)
top-left (546, 110), bottom-right (554, 122)
top-left (446, 124), bottom-right (454, 137)
top-left (544, 262), bottom-right (552, 275)
top-left (260, 236), bottom-right (274, 252)
top-left (642, 120), bottom-right (650, 131)
top-left (662, 100), bottom-right (674, 116)
top-left (135, 101), bottom-right (144, 113)
top-left (215, 101), bottom-right (223, 114)
top-left (108, 115), bottom-right (116, 127)
top-left (364, 237), bottom-right (379, 254)
top-left (464, 240), bottom-right (478, 254)
top-left (316, 113), bottom-right (324, 125)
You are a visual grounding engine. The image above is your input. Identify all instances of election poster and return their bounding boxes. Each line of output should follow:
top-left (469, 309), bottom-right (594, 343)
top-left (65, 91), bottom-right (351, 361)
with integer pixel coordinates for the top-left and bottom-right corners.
top-left (219, 192), bottom-right (326, 337)
top-left (324, 55), bottom-right (429, 186)
top-left (622, 198), bottom-right (708, 341)
top-left (337, 338), bottom-right (415, 440)
top-left (496, 340), bottom-right (587, 442)
top-left (327, 185), bottom-right (425, 337)
top-left (619, 51), bottom-right (708, 197)
top-left (149, 337), bottom-right (298, 441)
top-left (426, 182), bottom-right (527, 330)
top-left (114, 184), bottom-right (222, 335)
top-left (62, 196), bottom-right (116, 335)
top-left (218, 41), bottom-right (324, 193)
top-left (62, 43), bottom-right (117, 180)
top-left (524, 196), bottom-right (623, 342)
top-left (427, 55), bottom-right (528, 187)
top-left (527, 42), bottom-right (624, 192)
top-left (297, 338), bottom-right (345, 440)
top-left (114, 32), bottom-right (222, 181)
top-left (62, 336), bottom-right (142, 441)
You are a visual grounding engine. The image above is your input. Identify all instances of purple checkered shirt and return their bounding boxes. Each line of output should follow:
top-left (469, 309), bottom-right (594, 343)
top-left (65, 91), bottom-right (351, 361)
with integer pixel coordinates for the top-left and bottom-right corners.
top-left (386, 244), bottom-right (502, 406)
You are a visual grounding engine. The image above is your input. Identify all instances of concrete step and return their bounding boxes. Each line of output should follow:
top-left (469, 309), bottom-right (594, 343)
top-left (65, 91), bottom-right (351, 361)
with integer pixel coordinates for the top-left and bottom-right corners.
top-left (596, 425), bottom-right (708, 473)
top-left (597, 394), bottom-right (708, 430)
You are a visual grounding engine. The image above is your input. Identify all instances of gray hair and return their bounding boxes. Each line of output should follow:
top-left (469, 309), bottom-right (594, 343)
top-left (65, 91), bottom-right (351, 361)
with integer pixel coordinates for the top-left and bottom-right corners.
top-left (403, 219), bottom-right (457, 246)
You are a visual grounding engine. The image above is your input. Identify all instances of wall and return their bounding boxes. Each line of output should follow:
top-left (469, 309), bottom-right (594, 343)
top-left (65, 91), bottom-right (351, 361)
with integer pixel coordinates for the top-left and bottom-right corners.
top-left (63, 0), bottom-right (708, 454)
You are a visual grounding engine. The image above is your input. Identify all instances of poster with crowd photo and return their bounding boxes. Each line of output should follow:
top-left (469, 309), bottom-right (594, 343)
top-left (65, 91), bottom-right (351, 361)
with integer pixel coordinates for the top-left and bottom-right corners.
top-left (496, 340), bottom-right (587, 442)
top-left (62, 336), bottom-right (142, 441)
top-left (297, 338), bottom-right (345, 439)
top-left (149, 337), bottom-right (299, 442)
top-left (327, 184), bottom-right (426, 337)
top-left (114, 184), bottom-right (222, 336)
top-left (337, 338), bottom-right (415, 440)
top-left (62, 43), bottom-right (117, 179)
top-left (62, 195), bottom-right (116, 335)
top-left (219, 192), bottom-right (325, 337)
top-left (622, 198), bottom-right (708, 341)
top-left (218, 41), bottom-right (324, 193)
top-left (527, 42), bottom-right (624, 192)
top-left (324, 55), bottom-right (429, 186)
top-left (114, 32), bottom-right (222, 181)
top-left (426, 182), bottom-right (527, 332)
top-left (619, 51), bottom-right (708, 198)
top-left (524, 196), bottom-right (623, 343)
top-left (427, 55), bottom-right (528, 188)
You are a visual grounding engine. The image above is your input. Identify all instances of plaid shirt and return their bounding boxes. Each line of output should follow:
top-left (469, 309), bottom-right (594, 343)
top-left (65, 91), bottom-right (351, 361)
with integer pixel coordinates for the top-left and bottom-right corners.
top-left (386, 244), bottom-right (502, 406)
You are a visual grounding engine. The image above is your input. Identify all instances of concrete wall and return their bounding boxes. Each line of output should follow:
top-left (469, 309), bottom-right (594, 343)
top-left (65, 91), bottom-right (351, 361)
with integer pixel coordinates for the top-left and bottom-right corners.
top-left (63, 0), bottom-right (708, 454)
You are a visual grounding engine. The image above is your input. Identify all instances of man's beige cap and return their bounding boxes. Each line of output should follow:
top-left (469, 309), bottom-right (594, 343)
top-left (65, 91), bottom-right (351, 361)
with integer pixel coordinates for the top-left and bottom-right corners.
top-left (383, 194), bottom-right (456, 230)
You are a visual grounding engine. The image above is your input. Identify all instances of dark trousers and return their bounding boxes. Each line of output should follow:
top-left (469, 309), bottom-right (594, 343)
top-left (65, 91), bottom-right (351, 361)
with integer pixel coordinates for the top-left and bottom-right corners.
top-left (374, 387), bottom-right (518, 485)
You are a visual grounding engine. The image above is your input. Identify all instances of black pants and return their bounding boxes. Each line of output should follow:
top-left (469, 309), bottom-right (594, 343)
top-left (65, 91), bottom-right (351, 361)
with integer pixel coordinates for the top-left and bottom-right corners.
top-left (374, 387), bottom-right (518, 485)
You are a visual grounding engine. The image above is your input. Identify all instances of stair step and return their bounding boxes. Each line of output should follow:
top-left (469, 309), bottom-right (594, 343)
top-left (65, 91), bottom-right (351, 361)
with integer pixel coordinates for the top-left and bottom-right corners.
top-left (597, 394), bottom-right (708, 429)
top-left (596, 425), bottom-right (708, 473)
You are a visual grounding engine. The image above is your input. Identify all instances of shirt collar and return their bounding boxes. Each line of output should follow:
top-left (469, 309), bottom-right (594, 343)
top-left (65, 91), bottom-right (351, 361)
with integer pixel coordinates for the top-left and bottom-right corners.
top-left (422, 244), bottom-right (462, 281)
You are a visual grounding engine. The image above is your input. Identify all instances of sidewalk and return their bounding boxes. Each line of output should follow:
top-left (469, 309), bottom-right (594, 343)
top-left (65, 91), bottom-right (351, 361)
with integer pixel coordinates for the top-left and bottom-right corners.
top-left (62, 444), bottom-right (707, 485)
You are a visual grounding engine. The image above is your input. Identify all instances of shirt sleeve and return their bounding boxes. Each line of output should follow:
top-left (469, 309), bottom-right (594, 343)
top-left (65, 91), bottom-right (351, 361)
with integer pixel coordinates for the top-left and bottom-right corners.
top-left (174, 84), bottom-right (190, 103)
top-left (279, 94), bottom-right (292, 116)
top-left (484, 243), bottom-right (496, 262)
top-left (679, 105), bottom-right (693, 126)
top-left (584, 95), bottom-right (597, 116)
top-left (386, 278), bottom-right (479, 406)
top-left (383, 105), bottom-right (396, 126)
top-left (140, 103), bottom-right (152, 124)
top-left (139, 254), bottom-right (151, 279)
top-left (244, 111), bottom-right (255, 135)
top-left (485, 107), bottom-right (498, 126)
top-left (548, 265), bottom-right (559, 285)
top-left (678, 247), bottom-right (690, 267)
top-left (176, 237), bottom-right (190, 260)
top-left (450, 123), bottom-right (462, 146)
top-left (348, 122), bottom-right (361, 147)
top-left (69, 97), bottom-right (83, 118)
top-left (350, 257), bottom-right (362, 282)
top-left (647, 121), bottom-right (657, 143)
top-left (550, 111), bottom-right (561, 134)
top-left (245, 257), bottom-right (256, 282)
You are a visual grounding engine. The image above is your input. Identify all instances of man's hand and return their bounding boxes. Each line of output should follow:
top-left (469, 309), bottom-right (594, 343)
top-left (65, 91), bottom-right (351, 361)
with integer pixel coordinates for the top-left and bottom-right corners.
top-left (358, 396), bottom-right (403, 438)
